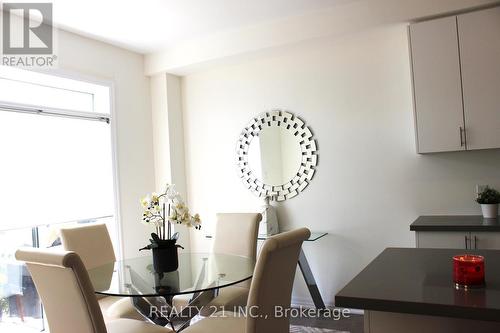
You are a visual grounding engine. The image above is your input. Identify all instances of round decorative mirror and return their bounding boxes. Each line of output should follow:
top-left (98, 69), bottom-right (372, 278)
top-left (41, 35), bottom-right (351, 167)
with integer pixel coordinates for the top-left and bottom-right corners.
top-left (236, 110), bottom-right (318, 201)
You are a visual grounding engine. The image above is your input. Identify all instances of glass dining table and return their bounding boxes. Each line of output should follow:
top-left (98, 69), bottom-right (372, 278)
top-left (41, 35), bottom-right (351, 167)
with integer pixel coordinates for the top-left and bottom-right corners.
top-left (87, 253), bottom-right (255, 331)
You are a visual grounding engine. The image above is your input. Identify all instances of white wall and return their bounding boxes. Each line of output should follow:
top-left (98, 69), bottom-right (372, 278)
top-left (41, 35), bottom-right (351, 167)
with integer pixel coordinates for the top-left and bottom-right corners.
top-left (151, 74), bottom-right (171, 192)
top-left (180, 24), bottom-right (500, 306)
top-left (55, 29), bottom-right (155, 259)
top-left (150, 73), bottom-right (191, 249)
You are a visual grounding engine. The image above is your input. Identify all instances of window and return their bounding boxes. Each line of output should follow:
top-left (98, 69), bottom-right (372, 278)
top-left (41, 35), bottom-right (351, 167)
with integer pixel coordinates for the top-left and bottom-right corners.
top-left (0, 67), bottom-right (118, 332)
top-left (0, 66), bottom-right (110, 114)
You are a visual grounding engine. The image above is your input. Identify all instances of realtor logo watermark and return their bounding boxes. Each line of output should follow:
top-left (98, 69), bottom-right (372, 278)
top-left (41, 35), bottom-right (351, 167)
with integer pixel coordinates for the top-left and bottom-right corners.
top-left (1, 2), bottom-right (57, 67)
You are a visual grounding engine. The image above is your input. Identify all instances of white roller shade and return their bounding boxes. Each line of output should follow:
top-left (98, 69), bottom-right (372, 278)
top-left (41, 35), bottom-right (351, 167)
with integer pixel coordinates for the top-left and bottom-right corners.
top-left (0, 111), bottom-right (115, 230)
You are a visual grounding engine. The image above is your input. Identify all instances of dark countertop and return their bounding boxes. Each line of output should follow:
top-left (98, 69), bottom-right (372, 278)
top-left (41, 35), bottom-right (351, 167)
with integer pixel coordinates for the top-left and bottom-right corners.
top-left (335, 248), bottom-right (500, 322)
top-left (410, 215), bottom-right (500, 231)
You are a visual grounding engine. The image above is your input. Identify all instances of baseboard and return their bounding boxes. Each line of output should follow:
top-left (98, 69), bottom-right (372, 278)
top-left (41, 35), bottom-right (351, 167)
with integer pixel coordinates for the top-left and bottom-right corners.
top-left (291, 297), bottom-right (364, 316)
top-left (291, 296), bottom-right (333, 308)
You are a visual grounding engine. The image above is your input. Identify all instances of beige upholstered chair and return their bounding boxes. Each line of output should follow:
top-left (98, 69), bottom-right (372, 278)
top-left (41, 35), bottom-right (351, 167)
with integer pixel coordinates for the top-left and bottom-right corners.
top-left (15, 248), bottom-right (171, 333)
top-left (182, 228), bottom-right (311, 333)
top-left (59, 224), bottom-right (144, 321)
top-left (172, 213), bottom-right (261, 314)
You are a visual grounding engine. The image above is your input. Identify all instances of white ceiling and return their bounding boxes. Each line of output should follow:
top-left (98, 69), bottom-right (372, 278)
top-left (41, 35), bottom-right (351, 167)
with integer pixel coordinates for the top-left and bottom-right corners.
top-left (48, 0), bottom-right (356, 54)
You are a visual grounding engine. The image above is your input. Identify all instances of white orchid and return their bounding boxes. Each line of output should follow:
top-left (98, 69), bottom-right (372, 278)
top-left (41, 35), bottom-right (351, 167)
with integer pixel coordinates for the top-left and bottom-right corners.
top-left (140, 196), bottom-right (150, 209)
top-left (172, 193), bottom-right (183, 205)
top-left (140, 183), bottom-right (201, 239)
top-left (165, 183), bottom-right (178, 200)
top-left (191, 214), bottom-right (201, 230)
top-left (169, 209), bottom-right (178, 221)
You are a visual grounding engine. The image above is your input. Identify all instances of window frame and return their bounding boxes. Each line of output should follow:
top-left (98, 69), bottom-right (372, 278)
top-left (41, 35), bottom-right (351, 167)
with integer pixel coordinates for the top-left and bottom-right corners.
top-left (0, 68), bottom-right (123, 260)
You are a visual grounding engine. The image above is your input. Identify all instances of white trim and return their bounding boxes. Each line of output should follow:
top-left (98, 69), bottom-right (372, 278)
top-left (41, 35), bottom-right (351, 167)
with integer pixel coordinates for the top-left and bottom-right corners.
top-left (1, 66), bottom-right (114, 93)
top-left (0, 66), bottom-right (112, 114)
top-left (108, 81), bottom-right (124, 261)
top-left (44, 69), bottom-right (124, 259)
top-left (0, 75), bottom-right (95, 98)
top-left (0, 68), bottom-right (123, 259)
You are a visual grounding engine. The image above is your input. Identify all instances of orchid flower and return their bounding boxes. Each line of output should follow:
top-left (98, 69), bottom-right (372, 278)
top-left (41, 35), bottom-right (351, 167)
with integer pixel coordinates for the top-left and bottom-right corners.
top-left (140, 183), bottom-right (201, 239)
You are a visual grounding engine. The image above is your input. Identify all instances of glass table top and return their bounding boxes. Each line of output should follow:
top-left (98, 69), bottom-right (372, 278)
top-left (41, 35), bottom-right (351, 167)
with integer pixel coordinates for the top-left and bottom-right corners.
top-left (205, 232), bottom-right (328, 242)
top-left (87, 253), bottom-right (255, 297)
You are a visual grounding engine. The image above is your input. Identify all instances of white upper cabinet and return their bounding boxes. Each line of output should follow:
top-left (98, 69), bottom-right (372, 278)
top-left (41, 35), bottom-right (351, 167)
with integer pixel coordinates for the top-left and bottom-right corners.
top-left (409, 7), bottom-right (500, 153)
top-left (458, 7), bottom-right (500, 151)
top-left (410, 17), bottom-right (465, 153)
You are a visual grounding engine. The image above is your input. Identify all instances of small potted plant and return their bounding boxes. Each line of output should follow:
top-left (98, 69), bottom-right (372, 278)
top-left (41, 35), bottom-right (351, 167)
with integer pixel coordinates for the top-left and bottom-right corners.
top-left (476, 186), bottom-right (500, 219)
top-left (139, 183), bottom-right (201, 272)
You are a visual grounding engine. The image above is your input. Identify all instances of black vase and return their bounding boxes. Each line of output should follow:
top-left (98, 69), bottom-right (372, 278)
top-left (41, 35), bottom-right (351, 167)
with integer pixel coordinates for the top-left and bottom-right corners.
top-left (154, 270), bottom-right (180, 295)
top-left (152, 239), bottom-right (179, 272)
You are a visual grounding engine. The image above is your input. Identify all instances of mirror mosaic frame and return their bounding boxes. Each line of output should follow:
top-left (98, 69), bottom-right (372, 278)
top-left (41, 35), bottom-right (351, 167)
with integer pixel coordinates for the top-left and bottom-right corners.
top-left (236, 110), bottom-right (318, 201)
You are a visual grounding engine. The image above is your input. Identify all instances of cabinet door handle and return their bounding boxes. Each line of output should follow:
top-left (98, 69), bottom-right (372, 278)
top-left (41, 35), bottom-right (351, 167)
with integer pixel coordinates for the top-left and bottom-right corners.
top-left (474, 235), bottom-right (478, 249)
top-left (465, 235), bottom-right (469, 249)
top-left (459, 127), bottom-right (465, 147)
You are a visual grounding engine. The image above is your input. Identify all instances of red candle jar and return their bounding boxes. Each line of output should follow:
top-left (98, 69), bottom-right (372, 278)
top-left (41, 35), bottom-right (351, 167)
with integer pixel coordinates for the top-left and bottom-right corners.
top-left (453, 255), bottom-right (485, 289)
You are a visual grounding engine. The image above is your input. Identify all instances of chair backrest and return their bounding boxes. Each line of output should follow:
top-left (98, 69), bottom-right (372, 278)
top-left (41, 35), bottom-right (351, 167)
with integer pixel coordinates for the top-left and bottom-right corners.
top-left (212, 213), bottom-right (262, 260)
top-left (245, 228), bottom-right (310, 333)
top-left (59, 223), bottom-right (116, 270)
top-left (15, 248), bottom-right (107, 333)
